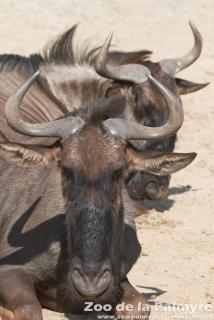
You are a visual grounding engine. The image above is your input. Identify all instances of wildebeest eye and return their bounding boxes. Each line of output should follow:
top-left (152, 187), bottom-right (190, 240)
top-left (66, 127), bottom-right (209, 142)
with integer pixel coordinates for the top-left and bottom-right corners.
top-left (62, 166), bottom-right (75, 181)
top-left (111, 168), bottom-right (123, 181)
top-left (149, 135), bottom-right (176, 153)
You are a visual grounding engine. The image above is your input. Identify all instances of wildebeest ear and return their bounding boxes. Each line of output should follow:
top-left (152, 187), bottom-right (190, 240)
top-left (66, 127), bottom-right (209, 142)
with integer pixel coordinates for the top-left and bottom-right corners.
top-left (127, 149), bottom-right (197, 176)
top-left (175, 78), bottom-right (209, 95)
top-left (0, 143), bottom-right (60, 166)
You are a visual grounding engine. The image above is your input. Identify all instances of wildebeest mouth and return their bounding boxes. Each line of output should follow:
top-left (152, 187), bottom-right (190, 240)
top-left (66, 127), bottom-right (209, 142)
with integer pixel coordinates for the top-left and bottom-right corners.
top-left (69, 258), bottom-right (112, 298)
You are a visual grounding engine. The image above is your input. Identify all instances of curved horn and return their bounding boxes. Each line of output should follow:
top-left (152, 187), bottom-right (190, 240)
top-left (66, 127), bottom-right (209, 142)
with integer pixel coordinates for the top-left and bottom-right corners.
top-left (5, 71), bottom-right (85, 139)
top-left (96, 34), bottom-right (184, 140)
top-left (95, 32), bottom-right (151, 83)
top-left (103, 75), bottom-right (183, 140)
top-left (160, 22), bottom-right (202, 76)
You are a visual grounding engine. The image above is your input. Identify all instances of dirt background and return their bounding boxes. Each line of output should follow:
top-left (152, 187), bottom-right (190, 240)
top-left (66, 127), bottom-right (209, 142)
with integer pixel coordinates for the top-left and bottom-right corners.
top-left (0, 0), bottom-right (213, 319)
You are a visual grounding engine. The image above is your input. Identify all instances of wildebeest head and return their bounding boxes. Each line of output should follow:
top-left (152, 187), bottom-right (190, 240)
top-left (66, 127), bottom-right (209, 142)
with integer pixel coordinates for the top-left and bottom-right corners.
top-left (0, 29), bottom-right (196, 308)
top-left (104, 22), bottom-right (208, 201)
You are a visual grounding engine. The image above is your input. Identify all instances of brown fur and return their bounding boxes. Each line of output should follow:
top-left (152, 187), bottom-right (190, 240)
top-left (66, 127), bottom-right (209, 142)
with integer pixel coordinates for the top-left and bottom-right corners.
top-left (61, 125), bottom-right (126, 181)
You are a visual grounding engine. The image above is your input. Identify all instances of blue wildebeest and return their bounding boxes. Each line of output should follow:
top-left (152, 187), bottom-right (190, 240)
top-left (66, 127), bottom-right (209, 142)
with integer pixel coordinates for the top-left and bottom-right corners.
top-left (0, 28), bottom-right (196, 320)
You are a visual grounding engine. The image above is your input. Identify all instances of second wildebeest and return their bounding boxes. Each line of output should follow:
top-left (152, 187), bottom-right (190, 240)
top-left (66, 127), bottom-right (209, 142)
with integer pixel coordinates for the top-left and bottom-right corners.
top-left (105, 22), bottom-right (208, 201)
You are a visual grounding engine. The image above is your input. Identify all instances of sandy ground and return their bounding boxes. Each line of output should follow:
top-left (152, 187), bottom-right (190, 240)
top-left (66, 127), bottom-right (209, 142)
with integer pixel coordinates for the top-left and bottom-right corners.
top-left (0, 0), bottom-right (213, 319)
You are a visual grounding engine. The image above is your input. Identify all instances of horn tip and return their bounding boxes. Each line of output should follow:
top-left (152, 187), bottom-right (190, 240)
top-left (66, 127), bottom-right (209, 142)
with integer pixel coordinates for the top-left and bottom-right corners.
top-left (188, 21), bottom-right (202, 40)
top-left (108, 31), bottom-right (114, 38)
top-left (188, 21), bottom-right (196, 29)
top-left (188, 21), bottom-right (199, 32)
top-left (73, 23), bottom-right (79, 30)
top-left (98, 31), bottom-right (113, 55)
top-left (105, 31), bottom-right (113, 46)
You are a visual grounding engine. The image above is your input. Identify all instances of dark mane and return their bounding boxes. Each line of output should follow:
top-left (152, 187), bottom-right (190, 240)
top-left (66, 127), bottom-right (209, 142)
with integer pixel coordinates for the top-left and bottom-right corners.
top-left (0, 53), bottom-right (43, 76)
top-left (43, 25), bottom-right (100, 66)
top-left (42, 24), bottom-right (152, 67)
top-left (0, 25), bottom-right (153, 75)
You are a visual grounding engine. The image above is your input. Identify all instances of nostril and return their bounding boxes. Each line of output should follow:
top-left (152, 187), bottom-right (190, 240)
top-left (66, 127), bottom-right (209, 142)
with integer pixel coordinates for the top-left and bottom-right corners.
top-left (71, 268), bottom-right (85, 290)
top-left (145, 181), bottom-right (169, 200)
top-left (145, 181), bottom-right (158, 199)
top-left (73, 268), bottom-right (83, 279)
top-left (99, 270), bottom-right (111, 287)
